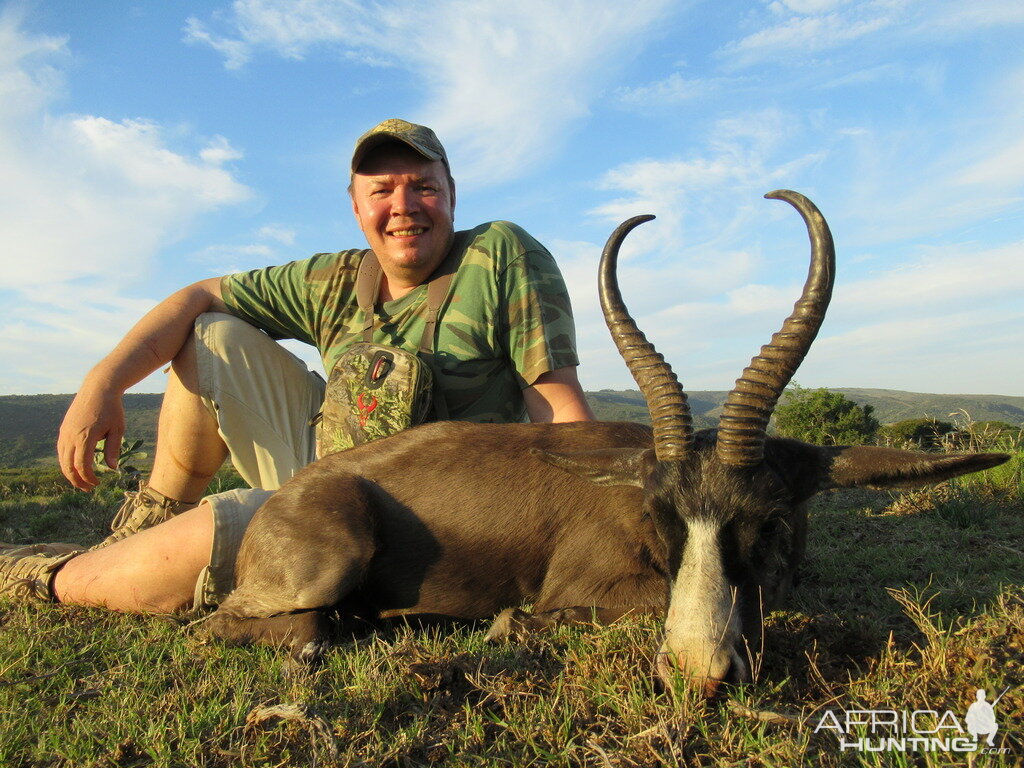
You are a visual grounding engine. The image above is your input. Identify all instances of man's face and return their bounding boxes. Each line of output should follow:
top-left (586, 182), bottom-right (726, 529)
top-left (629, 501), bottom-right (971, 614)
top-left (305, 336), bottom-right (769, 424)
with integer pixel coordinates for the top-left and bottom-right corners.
top-left (350, 144), bottom-right (456, 280)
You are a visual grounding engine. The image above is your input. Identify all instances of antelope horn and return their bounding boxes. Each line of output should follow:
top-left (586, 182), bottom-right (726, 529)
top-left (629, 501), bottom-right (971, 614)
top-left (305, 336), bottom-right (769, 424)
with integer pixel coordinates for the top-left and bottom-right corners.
top-left (716, 190), bottom-right (836, 467)
top-left (600, 215), bottom-right (693, 461)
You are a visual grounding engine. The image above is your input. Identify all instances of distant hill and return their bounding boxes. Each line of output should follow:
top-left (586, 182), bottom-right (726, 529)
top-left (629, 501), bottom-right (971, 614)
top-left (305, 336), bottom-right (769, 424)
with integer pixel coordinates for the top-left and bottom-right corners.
top-left (0, 394), bottom-right (161, 468)
top-left (585, 390), bottom-right (725, 429)
top-left (826, 388), bottom-right (1024, 426)
top-left (586, 388), bottom-right (1024, 429)
top-left (1, 388), bottom-right (1021, 467)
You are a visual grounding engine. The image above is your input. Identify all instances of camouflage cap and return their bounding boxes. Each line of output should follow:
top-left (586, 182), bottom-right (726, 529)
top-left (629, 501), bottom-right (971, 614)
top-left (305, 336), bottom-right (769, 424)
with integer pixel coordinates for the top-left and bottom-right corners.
top-left (351, 118), bottom-right (450, 173)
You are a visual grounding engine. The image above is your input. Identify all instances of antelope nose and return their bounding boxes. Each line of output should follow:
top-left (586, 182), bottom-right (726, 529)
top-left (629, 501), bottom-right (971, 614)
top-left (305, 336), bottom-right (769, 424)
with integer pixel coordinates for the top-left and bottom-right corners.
top-left (654, 645), bottom-right (747, 698)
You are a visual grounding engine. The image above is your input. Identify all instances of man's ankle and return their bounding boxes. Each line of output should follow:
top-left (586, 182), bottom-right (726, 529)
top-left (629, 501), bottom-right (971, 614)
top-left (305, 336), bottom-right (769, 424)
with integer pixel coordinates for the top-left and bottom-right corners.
top-left (145, 474), bottom-right (210, 507)
top-left (143, 484), bottom-right (201, 508)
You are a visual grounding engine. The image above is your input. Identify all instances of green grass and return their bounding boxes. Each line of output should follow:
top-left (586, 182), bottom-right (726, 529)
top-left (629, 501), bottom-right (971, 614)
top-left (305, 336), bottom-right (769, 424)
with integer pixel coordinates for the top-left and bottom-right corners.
top-left (1, 461), bottom-right (1021, 766)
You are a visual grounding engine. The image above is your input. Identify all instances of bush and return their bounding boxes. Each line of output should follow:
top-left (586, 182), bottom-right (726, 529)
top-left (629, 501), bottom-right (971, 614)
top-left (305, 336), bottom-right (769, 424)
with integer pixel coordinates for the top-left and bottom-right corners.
top-left (970, 421), bottom-right (1024, 448)
top-left (773, 384), bottom-right (879, 445)
top-left (877, 418), bottom-right (954, 449)
top-left (941, 413), bottom-right (1024, 452)
top-left (0, 467), bottom-right (69, 499)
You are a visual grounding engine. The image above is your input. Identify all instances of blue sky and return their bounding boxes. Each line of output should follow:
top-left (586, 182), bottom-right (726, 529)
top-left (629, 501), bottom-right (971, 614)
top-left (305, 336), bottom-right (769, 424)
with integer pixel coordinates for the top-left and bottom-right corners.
top-left (1, 0), bottom-right (1022, 398)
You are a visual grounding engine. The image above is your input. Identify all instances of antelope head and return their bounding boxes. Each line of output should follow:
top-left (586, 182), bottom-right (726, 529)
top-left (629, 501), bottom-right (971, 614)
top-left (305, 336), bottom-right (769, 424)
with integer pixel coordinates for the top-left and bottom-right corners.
top-left (595, 191), bottom-right (1008, 695)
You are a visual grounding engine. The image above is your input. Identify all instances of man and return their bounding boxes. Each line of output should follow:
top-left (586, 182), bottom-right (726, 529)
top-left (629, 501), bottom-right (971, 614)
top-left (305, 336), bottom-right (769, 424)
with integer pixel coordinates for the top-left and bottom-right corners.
top-left (1, 119), bottom-right (594, 612)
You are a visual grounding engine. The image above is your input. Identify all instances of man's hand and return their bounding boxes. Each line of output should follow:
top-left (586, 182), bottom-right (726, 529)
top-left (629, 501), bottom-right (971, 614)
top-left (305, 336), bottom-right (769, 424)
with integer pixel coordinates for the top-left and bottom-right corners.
top-left (54, 276), bottom-right (226, 491)
top-left (58, 386), bottom-right (126, 491)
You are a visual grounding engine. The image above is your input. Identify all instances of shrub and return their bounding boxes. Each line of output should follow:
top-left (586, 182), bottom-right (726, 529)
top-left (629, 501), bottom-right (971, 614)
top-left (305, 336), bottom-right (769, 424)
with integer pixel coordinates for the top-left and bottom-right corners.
top-left (773, 384), bottom-right (879, 445)
top-left (877, 418), bottom-right (954, 449)
top-left (970, 420), bottom-right (1024, 448)
top-left (941, 412), bottom-right (1024, 452)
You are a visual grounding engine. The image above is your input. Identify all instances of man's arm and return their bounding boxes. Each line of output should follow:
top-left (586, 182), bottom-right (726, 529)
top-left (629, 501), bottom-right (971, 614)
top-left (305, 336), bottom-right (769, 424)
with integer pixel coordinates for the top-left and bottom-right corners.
top-left (58, 277), bottom-right (228, 491)
top-left (523, 366), bottom-right (595, 423)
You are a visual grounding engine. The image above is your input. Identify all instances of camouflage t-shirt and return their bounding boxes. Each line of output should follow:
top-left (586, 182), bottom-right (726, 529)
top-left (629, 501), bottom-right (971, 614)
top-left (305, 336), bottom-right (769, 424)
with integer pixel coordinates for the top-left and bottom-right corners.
top-left (220, 221), bottom-right (579, 423)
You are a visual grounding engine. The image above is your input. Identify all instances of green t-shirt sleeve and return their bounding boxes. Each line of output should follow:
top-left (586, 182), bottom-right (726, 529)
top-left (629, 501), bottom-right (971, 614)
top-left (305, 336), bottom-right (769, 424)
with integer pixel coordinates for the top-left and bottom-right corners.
top-left (220, 254), bottom-right (339, 346)
top-left (498, 225), bottom-right (580, 388)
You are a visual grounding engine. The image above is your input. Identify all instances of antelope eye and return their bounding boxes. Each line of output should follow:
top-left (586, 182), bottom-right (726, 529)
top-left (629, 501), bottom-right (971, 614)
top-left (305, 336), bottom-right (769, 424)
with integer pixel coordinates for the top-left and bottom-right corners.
top-left (760, 516), bottom-right (780, 537)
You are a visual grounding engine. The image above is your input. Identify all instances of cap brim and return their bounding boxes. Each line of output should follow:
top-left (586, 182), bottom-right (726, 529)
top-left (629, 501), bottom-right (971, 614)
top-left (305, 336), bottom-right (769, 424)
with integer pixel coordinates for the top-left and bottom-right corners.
top-left (351, 132), bottom-right (445, 172)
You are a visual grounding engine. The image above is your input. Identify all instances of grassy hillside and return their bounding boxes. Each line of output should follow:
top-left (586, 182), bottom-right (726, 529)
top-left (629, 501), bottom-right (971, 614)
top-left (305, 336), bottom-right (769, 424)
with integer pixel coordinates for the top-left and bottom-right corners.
top-left (2, 388), bottom-right (1022, 467)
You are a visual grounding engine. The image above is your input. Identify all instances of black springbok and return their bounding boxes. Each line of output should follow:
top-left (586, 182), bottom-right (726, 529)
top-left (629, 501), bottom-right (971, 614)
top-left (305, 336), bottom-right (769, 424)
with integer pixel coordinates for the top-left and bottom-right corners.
top-left (207, 191), bottom-right (1008, 694)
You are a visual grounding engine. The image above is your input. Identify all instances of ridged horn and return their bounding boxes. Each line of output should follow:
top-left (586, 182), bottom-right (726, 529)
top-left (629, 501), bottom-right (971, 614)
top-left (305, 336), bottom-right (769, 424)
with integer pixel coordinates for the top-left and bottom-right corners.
top-left (716, 190), bottom-right (836, 467)
top-left (600, 215), bottom-right (693, 462)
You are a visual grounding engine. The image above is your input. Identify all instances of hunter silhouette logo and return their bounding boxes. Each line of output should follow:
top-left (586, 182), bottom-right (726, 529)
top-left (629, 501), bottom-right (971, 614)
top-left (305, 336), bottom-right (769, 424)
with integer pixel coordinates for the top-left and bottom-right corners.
top-left (965, 687), bottom-right (1007, 748)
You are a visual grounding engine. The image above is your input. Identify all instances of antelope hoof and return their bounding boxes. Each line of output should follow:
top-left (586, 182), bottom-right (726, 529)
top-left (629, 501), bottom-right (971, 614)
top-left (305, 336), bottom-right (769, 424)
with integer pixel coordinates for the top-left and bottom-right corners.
top-left (296, 638), bottom-right (329, 664)
top-left (484, 608), bottom-right (531, 642)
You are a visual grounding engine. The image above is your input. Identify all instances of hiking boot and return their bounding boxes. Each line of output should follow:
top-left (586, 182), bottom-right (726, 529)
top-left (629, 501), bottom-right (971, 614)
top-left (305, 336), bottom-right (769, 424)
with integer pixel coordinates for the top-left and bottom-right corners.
top-left (0, 542), bottom-right (83, 602)
top-left (91, 485), bottom-right (192, 549)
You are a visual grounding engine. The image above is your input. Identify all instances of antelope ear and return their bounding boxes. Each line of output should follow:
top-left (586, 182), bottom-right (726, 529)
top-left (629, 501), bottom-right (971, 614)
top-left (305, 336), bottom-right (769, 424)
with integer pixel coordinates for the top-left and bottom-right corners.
top-left (531, 447), bottom-right (655, 488)
top-left (819, 445), bottom-right (1010, 491)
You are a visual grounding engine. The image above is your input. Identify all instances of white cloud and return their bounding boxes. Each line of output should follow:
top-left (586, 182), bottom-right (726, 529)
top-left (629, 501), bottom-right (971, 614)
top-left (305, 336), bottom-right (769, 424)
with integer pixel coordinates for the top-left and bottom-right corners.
top-left (771, 223), bottom-right (1024, 396)
top-left (955, 136), bottom-right (1024, 189)
top-left (570, 99), bottom-right (1024, 394)
top-left (186, 225), bottom-right (300, 277)
top-left (805, 306), bottom-right (1024, 395)
top-left (185, 0), bottom-right (675, 185)
top-left (588, 109), bottom-right (823, 283)
top-left (912, 0), bottom-right (1024, 34)
top-left (187, 224), bottom-right (300, 276)
top-left (573, 237), bottom-right (1024, 395)
top-left (0, 112), bottom-right (251, 289)
top-left (724, 9), bottom-right (892, 64)
top-left (0, 286), bottom-right (158, 393)
top-left (827, 81), bottom-right (1024, 247)
top-left (0, 6), bottom-right (66, 121)
top-left (616, 72), bottom-right (719, 107)
top-left (718, 240), bottom-right (1023, 394)
top-left (768, 0), bottom-right (850, 13)
top-left (552, 108), bottom-right (832, 389)
top-left (190, 243), bottom-right (275, 276)
top-left (200, 135), bottom-right (244, 165)
top-left (828, 241), bottom-right (1024, 322)
top-left (723, 0), bottom-right (1024, 67)
top-left (257, 225), bottom-right (296, 245)
top-left (182, 16), bottom-right (251, 69)
top-left (0, 13), bottom-right (252, 393)
top-left (561, 2), bottom-right (1024, 397)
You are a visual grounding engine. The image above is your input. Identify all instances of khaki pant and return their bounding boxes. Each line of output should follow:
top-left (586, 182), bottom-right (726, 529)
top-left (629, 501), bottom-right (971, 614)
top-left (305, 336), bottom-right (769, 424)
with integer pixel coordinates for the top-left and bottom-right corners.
top-left (191, 313), bottom-right (325, 607)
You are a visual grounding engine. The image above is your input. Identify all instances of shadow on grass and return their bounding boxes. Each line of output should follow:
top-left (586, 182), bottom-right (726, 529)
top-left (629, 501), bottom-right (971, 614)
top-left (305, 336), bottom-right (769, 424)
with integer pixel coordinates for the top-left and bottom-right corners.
top-left (758, 486), bottom-right (1024, 696)
top-left (231, 628), bottom-right (574, 767)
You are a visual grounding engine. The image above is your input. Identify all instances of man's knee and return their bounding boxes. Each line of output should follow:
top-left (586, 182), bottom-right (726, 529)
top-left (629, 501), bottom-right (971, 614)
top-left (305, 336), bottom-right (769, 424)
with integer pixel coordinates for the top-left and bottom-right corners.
top-left (192, 312), bottom-right (311, 391)
top-left (191, 312), bottom-right (279, 418)
top-left (194, 312), bottom-right (269, 353)
top-left (163, 313), bottom-right (259, 396)
top-left (190, 312), bottom-right (322, 486)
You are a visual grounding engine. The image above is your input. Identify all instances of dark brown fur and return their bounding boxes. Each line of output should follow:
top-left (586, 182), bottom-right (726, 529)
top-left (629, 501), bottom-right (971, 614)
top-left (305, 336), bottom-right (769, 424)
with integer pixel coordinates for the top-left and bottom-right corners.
top-left (206, 419), bottom-right (1008, 678)
top-left (209, 421), bottom-right (665, 651)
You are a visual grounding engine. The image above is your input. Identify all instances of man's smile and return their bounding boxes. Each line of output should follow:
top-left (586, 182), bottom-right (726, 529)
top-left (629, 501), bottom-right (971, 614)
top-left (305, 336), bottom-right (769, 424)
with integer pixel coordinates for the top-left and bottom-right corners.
top-left (388, 226), bottom-right (428, 238)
